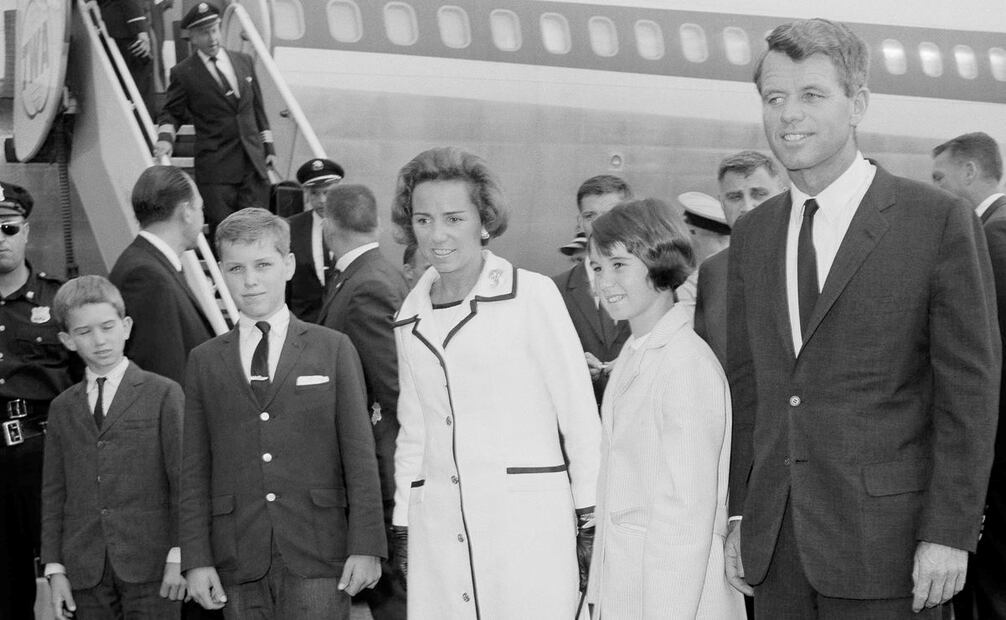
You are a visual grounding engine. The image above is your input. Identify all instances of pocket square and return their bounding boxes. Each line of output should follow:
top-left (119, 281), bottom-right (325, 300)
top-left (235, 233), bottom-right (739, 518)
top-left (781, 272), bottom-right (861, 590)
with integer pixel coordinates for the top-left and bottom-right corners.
top-left (297, 375), bottom-right (330, 386)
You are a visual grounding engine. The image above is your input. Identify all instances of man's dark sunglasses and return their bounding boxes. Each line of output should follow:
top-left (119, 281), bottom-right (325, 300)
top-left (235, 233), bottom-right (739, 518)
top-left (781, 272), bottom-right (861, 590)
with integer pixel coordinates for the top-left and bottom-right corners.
top-left (0, 224), bottom-right (22, 237)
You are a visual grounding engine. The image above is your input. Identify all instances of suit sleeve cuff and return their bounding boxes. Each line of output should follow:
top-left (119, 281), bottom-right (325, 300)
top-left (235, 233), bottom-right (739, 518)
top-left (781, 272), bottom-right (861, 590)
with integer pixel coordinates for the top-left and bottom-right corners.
top-left (44, 563), bottom-right (66, 577)
top-left (728, 515), bottom-right (743, 523)
top-left (166, 547), bottom-right (181, 564)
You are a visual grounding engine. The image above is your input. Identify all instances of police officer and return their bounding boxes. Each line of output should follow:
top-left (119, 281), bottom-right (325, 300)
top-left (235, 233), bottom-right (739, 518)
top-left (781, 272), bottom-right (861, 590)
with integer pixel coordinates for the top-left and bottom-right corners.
top-left (0, 182), bottom-right (80, 619)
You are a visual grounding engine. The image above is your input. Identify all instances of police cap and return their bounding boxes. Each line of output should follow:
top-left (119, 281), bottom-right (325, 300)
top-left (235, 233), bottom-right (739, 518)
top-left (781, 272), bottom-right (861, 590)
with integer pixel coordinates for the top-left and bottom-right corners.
top-left (0, 181), bottom-right (34, 218)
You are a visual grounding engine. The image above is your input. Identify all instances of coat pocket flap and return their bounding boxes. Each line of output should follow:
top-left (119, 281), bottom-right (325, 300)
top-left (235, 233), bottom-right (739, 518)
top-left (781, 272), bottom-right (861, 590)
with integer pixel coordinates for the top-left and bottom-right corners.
top-left (212, 494), bottom-right (234, 515)
top-left (862, 458), bottom-right (931, 497)
top-left (310, 488), bottom-right (348, 507)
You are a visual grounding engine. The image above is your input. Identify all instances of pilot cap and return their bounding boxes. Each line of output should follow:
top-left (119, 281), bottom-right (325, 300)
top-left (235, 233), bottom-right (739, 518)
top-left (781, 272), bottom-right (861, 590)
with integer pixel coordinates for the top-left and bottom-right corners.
top-left (679, 191), bottom-right (730, 234)
top-left (181, 2), bottom-right (221, 30)
top-left (296, 158), bottom-right (345, 187)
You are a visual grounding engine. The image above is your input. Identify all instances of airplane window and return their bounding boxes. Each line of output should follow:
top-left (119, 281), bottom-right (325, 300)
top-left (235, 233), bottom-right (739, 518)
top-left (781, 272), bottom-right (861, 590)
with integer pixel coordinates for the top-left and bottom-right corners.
top-left (954, 45), bottom-right (978, 79)
top-left (272, 0), bottom-right (305, 40)
top-left (438, 6), bottom-right (470, 49)
top-left (490, 9), bottom-right (522, 52)
top-left (634, 20), bottom-right (664, 60)
top-left (919, 42), bottom-right (943, 77)
top-left (882, 39), bottom-right (907, 75)
top-left (680, 24), bottom-right (708, 63)
top-left (588, 16), bottom-right (618, 57)
top-left (540, 13), bottom-right (571, 54)
top-left (722, 26), bottom-right (750, 65)
top-left (384, 2), bottom-right (418, 46)
top-left (327, 0), bottom-right (362, 43)
top-left (992, 48), bottom-right (1006, 81)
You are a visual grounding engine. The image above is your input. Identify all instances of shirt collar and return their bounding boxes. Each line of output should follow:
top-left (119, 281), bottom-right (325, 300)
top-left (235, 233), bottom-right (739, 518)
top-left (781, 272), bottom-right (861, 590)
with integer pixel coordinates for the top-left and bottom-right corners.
top-left (334, 242), bottom-right (379, 273)
top-left (86, 357), bottom-right (130, 388)
top-left (976, 192), bottom-right (1006, 218)
top-left (196, 48), bottom-right (227, 64)
top-left (238, 305), bottom-right (291, 336)
top-left (789, 153), bottom-right (872, 218)
top-left (138, 231), bottom-right (182, 272)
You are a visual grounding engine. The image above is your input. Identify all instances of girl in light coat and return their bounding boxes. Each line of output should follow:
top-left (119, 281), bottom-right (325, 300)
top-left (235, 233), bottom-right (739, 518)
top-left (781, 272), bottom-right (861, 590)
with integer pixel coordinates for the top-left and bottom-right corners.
top-left (389, 147), bottom-right (601, 620)
top-left (586, 199), bottom-right (746, 619)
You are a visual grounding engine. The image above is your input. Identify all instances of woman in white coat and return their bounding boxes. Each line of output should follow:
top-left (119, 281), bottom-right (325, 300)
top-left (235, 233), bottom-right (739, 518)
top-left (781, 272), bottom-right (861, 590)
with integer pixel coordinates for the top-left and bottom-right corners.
top-left (586, 199), bottom-right (746, 619)
top-left (388, 147), bottom-right (601, 620)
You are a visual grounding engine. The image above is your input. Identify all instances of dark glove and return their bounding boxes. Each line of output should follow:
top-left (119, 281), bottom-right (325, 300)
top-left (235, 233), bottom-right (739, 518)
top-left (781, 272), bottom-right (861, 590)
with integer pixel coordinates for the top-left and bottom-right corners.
top-left (389, 525), bottom-right (408, 590)
top-left (576, 512), bottom-right (595, 592)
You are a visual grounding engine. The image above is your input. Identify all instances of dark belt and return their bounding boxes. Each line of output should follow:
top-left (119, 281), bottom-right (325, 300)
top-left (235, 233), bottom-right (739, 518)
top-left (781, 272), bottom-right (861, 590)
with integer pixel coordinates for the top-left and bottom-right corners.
top-left (1, 399), bottom-right (48, 447)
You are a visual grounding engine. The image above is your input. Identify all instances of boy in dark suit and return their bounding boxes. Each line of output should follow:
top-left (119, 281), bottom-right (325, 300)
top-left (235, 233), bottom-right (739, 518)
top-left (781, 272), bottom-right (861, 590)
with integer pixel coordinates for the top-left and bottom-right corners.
top-left (180, 208), bottom-right (385, 619)
top-left (41, 275), bottom-right (187, 619)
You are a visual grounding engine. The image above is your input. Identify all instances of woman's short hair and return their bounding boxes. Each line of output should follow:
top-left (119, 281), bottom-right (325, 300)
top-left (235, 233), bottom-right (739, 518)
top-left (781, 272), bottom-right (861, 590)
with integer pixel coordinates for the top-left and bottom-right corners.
top-left (391, 147), bottom-right (509, 246)
top-left (589, 198), bottom-right (695, 291)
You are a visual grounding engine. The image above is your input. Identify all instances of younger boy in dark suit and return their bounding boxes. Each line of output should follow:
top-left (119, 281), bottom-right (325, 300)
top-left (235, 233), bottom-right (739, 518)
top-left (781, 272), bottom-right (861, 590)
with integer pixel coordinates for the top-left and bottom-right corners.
top-left (41, 275), bottom-right (187, 619)
top-left (180, 208), bottom-right (385, 619)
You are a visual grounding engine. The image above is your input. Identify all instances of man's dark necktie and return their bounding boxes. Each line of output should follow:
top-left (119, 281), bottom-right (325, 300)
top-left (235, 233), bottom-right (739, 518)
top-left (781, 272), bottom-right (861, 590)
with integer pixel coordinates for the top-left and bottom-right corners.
top-left (208, 56), bottom-right (236, 101)
top-left (323, 239), bottom-right (335, 282)
top-left (251, 321), bottom-right (271, 404)
top-left (797, 198), bottom-right (820, 336)
top-left (93, 377), bottom-right (107, 430)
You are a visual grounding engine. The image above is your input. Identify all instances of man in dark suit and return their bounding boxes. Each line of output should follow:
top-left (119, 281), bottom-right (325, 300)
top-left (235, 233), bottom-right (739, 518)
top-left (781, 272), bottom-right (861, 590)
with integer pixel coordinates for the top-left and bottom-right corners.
top-left (724, 19), bottom-right (1000, 619)
top-left (552, 175), bottom-right (632, 407)
top-left (181, 208), bottom-right (385, 619)
top-left (318, 184), bottom-right (409, 620)
top-left (287, 157), bottom-right (344, 322)
top-left (932, 131), bottom-right (1006, 620)
top-left (153, 2), bottom-right (276, 234)
top-left (694, 151), bottom-right (786, 366)
top-left (110, 165), bottom-right (214, 385)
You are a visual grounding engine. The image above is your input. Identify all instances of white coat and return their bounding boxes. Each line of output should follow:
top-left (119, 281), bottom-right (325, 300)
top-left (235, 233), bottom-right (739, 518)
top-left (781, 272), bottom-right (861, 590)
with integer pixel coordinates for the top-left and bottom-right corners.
top-left (393, 251), bottom-right (601, 620)
top-left (587, 303), bottom-right (745, 619)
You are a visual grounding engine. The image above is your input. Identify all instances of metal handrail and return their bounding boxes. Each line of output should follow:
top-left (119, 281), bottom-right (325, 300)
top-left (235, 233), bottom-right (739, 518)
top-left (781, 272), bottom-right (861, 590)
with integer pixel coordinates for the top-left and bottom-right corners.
top-left (225, 3), bottom-right (326, 160)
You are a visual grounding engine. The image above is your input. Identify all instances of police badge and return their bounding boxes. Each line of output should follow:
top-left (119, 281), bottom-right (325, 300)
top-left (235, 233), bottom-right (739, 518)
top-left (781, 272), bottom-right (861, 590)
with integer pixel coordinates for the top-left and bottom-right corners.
top-left (30, 306), bottom-right (51, 324)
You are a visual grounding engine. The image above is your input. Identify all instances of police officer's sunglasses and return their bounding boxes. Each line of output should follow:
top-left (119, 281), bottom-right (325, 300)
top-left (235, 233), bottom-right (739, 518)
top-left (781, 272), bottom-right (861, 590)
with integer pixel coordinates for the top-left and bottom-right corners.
top-left (0, 223), bottom-right (22, 236)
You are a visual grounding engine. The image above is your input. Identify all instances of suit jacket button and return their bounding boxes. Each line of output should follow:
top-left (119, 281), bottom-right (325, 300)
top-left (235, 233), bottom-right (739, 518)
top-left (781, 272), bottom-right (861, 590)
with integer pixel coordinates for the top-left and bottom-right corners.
top-left (262, 453), bottom-right (272, 462)
top-left (789, 395), bottom-right (801, 407)
top-left (260, 412), bottom-right (270, 421)
top-left (266, 492), bottom-right (276, 502)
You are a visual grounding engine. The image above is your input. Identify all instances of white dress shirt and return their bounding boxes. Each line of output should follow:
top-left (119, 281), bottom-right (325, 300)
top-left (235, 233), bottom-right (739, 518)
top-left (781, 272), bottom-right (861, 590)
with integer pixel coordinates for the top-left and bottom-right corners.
top-left (786, 155), bottom-right (876, 354)
top-left (238, 306), bottom-right (291, 382)
top-left (45, 357), bottom-right (180, 577)
top-left (976, 192), bottom-right (1006, 219)
top-left (311, 210), bottom-right (327, 285)
top-left (138, 230), bottom-right (182, 272)
top-left (197, 48), bottom-right (239, 98)
top-left (334, 241), bottom-right (379, 274)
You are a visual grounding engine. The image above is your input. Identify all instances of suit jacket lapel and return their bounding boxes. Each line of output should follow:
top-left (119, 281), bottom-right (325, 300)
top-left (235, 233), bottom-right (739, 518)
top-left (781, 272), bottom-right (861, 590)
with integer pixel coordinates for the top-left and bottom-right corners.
top-left (801, 169), bottom-right (893, 348)
top-left (134, 236), bottom-right (212, 331)
top-left (763, 194), bottom-right (797, 359)
top-left (193, 52), bottom-right (237, 108)
top-left (68, 381), bottom-right (96, 435)
top-left (568, 265), bottom-right (605, 343)
top-left (98, 363), bottom-right (143, 435)
top-left (218, 328), bottom-right (259, 408)
top-left (262, 318), bottom-right (307, 408)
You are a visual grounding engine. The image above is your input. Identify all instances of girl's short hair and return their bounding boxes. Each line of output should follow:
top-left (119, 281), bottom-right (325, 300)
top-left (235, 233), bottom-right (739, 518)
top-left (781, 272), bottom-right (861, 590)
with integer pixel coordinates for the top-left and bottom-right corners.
top-left (589, 198), bottom-right (695, 291)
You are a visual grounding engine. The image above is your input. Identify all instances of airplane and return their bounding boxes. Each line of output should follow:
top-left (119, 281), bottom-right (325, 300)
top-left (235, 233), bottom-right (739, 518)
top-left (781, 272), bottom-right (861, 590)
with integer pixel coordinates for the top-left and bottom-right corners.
top-left (246, 0), bottom-right (1006, 275)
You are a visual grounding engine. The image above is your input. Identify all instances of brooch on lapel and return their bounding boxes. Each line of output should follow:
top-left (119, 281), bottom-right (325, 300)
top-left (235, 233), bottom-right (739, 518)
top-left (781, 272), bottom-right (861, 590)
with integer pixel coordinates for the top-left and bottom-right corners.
top-left (488, 269), bottom-right (503, 287)
top-left (31, 306), bottom-right (51, 323)
top-left (371, 402), bottom-right (382, 426)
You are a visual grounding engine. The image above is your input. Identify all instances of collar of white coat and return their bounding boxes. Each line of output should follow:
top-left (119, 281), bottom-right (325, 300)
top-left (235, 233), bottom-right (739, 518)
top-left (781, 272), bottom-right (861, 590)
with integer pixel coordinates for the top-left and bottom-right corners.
top-left (395, 249), bottom-right (517, 328)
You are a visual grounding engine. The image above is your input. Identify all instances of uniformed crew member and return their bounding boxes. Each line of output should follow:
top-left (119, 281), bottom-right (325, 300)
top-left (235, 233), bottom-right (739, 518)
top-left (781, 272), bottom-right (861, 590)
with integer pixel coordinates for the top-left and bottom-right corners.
top-left (0, 182), bottom-right (80, 619)
top-left (287, 157), bottom-right (344, 322)
top-left (153, 2), bottom-right (276, 238)
top-left (97, 0), bottom-right (154, 116)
